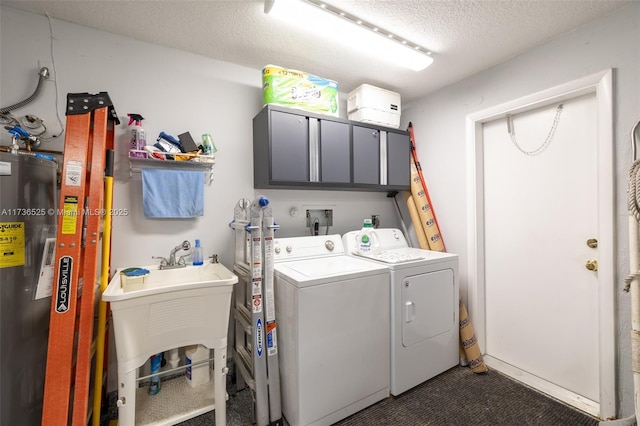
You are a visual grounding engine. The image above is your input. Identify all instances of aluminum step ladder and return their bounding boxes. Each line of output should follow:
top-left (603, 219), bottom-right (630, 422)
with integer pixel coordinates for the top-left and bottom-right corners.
top-left (230, 197), bottom-right (283, 426)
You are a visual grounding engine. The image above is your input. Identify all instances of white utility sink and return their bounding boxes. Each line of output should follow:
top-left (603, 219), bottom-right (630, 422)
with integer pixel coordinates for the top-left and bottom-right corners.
top-left (103, 262), bottom-right (237, 379)
top-left (103, 262), bottom-right (237, 426)
top-left (103, 262), bottom-right (237, 301)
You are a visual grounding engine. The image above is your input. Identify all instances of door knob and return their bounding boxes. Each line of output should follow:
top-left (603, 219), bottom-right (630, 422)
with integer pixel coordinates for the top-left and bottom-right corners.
top-left (585, 259), bottom-right (598, 271)
top-left (586, 238), bottom-right (598, 248)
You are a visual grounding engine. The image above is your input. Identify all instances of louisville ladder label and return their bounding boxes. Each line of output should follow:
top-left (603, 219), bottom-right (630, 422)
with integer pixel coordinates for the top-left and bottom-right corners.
top-left (55, 256), bottom-right (73, 313)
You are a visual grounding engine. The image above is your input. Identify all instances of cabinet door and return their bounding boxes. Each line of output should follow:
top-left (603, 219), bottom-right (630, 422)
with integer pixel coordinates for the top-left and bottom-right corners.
top-left (387, 131), bottom-right (411, 187)
top-left (270, 110), bottom-right (309, 182)
top-left (352, 125), bottom-right (380, 185)
top-left (319, 119), bottom-right (350, 183)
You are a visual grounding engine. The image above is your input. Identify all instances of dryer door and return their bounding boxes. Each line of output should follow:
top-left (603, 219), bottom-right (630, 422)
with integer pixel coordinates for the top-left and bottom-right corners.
top-left (402, 269), bottom-right (455, 347)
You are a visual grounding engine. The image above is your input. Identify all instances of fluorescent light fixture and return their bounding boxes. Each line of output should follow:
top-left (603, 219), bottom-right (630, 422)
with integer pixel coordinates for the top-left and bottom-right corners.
top-left (264, 0), bottom-right (434, 71)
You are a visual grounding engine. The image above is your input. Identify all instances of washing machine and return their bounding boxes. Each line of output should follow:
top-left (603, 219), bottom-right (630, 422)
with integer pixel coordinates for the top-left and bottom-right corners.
top-left (343, 228), bottom-right (459, 396)
top-left (273, 234), bottom-right (390, 426)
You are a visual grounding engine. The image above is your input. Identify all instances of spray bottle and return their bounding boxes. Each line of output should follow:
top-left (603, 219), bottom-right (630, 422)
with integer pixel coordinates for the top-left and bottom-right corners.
top-left (127, 113), bottom-right (147, 158)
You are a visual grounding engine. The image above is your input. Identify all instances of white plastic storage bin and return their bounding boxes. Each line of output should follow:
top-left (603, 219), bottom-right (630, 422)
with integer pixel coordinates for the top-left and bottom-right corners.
top-left (347, 84), bottom-right (401, 129)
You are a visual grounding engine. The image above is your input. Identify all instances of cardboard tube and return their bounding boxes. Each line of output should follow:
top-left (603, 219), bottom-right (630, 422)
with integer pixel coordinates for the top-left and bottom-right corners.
top-left (410, 157), bottom-right (445, 252)
top-left (459, 299), bottom-right (488, 373)
top-left (406, 194), bottom-right (430, 250)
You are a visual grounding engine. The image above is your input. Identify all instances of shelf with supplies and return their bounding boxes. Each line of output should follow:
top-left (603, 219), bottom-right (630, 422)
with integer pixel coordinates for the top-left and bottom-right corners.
top-left (128, 151), bottom-right (216, 184)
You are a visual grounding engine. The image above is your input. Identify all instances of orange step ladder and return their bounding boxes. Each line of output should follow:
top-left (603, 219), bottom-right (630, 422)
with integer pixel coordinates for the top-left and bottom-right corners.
top-left (42, 92), bottom-right (119, 426)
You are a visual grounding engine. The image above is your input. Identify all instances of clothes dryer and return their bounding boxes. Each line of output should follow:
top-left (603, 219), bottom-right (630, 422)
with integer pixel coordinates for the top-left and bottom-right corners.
top-left (343, 228), bottom-right (459, 396)
top-left (274, 234), bottom-right (390, 426)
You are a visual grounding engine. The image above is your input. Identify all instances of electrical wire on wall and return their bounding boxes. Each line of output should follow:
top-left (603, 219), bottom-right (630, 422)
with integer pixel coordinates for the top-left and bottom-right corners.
top-left (42, 11), bottom-right (64, 140)
top-left (0, 67), bottom-right (50, 115)
top-left (0, 11), bottom-right (65, 145)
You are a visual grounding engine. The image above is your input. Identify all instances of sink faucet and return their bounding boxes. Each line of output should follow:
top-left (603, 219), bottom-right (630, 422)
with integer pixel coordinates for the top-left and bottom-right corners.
top-left (153, 240), bottom-right (191, 269)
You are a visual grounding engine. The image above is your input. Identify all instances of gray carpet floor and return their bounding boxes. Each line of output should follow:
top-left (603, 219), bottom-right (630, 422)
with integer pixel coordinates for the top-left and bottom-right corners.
top-left (168, 366), bottom-right (600, 426)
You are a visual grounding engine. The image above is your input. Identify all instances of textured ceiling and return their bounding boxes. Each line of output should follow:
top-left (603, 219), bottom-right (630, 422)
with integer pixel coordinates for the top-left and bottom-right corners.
top-left (1, 0), bottom-right (631, 103)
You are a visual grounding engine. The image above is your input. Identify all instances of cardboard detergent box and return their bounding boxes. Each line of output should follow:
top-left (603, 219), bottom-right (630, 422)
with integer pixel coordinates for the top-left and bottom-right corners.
top-left (347, 84), bottom-right (401, 129)
top-left (262, 65), bottom-right (339, 117)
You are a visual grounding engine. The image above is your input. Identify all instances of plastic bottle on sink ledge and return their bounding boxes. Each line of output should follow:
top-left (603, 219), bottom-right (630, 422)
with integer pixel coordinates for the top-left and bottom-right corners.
top-left (192, 239), bottom-right (203, 266)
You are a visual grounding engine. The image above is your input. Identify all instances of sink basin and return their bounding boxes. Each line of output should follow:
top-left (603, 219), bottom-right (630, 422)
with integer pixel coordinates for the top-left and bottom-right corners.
top-left (103, 262), bottom-right (238, 373)
top-left (103, 262), bottom-right (238, 301)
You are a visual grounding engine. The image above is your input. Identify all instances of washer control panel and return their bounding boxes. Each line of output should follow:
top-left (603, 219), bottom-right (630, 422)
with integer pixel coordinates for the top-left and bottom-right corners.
top-left (274, 234), bottom-right (344, 262)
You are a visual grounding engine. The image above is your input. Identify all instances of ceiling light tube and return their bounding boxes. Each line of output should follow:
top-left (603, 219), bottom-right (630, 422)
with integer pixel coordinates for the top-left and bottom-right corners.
top-left (264, 0), bottom-right (434, 71)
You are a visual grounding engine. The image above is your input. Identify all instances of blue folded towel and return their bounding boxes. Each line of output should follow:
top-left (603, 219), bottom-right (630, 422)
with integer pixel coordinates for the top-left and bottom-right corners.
top-left (142, 168), bottom-right (204, 218)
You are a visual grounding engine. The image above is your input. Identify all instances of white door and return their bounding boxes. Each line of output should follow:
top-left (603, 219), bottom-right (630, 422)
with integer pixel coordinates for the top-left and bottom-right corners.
top-left (466, 70), bottom-right (615, 418)
top-left (484, 93), bottom-right (599, 398)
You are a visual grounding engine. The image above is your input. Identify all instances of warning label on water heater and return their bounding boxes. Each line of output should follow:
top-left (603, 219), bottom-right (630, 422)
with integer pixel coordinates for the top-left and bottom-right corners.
top-left (0, 222), bottom-right (25, 268)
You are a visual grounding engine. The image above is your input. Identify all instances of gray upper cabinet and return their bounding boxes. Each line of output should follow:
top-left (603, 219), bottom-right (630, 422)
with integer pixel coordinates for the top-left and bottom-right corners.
top-left (352, 125), bottom-right (381, 186)
top-left (387, 131), bottom-right (411, 187)
top-left (253, 105), bottom-right (410, 191)
top-left (319, 119), bottom-right (350, 184)
top-left (270, 110), bottom-right (309, 182)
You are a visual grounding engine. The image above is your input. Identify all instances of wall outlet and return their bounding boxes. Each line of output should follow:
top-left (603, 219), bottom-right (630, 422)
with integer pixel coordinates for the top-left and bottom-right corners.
top-left (305, 208), bottom-right (333, 227)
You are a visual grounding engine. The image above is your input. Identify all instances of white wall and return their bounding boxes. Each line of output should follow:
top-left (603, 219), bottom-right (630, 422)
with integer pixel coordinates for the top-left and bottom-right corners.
top-left (402, 3), bottom-right (640, 417)
top-left (0, 6), bottom-right (400, 272)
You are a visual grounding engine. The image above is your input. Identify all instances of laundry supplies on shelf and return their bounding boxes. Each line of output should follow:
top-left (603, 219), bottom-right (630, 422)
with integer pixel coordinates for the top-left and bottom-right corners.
top-left (154, 131), bottom-right (182, 160)
top-left (201, 133), bottom-right (217, 157)
top-left (127, 113), bottom-right (147, 158)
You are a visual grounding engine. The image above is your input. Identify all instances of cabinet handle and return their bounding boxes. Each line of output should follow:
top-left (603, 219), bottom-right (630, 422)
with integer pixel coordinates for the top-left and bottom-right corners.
top-left (380, 131), bottom-right (388, 185)
top-left (308, 118), bottom-right (319, 182)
